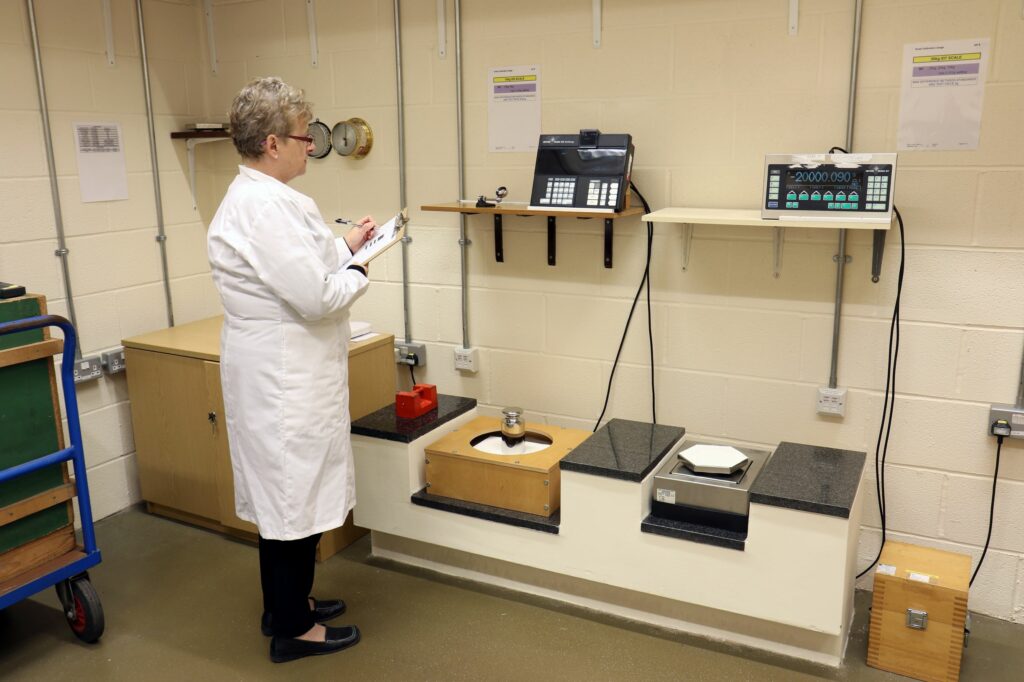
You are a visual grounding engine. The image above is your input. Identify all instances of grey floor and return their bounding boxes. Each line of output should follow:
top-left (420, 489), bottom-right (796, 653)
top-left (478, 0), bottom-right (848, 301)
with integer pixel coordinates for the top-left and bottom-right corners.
top-left (0, 509), bottom-right (1021, 681)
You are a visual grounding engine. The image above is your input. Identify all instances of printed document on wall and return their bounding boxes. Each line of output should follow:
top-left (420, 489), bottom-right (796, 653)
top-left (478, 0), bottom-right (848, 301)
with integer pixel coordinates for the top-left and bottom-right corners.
top-left (74, 122), bottom-right (129, 202)
top-left (488, 65), bottom-right (540, 153)
top-left (897, 38), bottom-right (989, 151)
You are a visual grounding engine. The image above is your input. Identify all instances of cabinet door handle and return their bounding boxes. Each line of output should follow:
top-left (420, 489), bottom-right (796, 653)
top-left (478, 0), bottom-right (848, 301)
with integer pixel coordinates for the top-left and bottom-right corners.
top-left (208, 411), bottom-right (217, 435)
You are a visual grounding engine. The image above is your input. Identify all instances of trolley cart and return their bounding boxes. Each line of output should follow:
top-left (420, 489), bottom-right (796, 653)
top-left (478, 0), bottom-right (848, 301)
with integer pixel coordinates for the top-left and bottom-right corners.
top-left (0, 314), bottom-right (104, 643)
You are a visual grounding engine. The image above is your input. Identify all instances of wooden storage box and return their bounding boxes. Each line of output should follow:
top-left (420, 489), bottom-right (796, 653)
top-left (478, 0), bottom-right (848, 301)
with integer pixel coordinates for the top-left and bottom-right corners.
top-left (424, 416), bottom-right (591, 516)
top-left (867, 541), bottom-right (971, 682)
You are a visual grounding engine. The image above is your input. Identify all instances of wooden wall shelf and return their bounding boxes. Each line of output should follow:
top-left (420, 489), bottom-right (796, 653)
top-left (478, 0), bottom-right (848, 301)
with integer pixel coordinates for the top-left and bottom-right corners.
top-left (421, 201), bottom-right (645, 268)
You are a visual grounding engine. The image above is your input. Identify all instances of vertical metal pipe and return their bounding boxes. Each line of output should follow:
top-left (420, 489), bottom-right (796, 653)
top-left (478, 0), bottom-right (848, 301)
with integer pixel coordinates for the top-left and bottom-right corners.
top-left (1016, 340), bottom-right (1024, 408)
top-left (829, 0), bottom-right (864, 388)
top-left (455, 0), bottom-right (469, 348)
top-left (394, 0), bottom-right (412, 344)
top-left (136, 0), bottom-right (175, 327)
top-left (26, 0), bottom-right (82, 358)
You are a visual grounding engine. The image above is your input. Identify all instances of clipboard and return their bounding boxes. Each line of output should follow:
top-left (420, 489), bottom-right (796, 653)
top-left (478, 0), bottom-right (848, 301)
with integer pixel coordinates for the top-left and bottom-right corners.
top-left (350, 208), bottom-right (408, 266)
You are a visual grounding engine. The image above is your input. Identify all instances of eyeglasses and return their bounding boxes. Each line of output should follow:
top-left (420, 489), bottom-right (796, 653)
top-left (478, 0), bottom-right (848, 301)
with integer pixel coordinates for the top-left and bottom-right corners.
top-left (286, 134), bottom-right (314, 145)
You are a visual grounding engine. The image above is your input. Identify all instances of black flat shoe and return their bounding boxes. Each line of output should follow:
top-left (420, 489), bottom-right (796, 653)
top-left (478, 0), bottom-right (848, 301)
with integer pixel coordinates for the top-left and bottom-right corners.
top-left (270, 625), bottom-right (361, 663)
top-left (261, 598), bottom-right (347, 636)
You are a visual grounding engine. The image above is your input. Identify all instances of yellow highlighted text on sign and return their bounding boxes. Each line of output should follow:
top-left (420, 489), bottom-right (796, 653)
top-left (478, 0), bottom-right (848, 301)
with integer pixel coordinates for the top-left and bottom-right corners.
top-left (493, 75), bottom-right (538, 83)
top-left (912, 52), bottom-right (981, 64)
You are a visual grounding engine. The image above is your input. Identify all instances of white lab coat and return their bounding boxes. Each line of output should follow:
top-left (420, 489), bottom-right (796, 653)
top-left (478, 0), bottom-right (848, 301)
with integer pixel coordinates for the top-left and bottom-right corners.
top-left (207, 166), bottom-right (368, 540)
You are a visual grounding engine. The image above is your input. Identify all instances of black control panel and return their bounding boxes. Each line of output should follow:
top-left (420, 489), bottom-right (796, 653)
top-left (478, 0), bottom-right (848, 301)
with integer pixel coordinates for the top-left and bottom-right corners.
top-left (529, 131), bottom-right (634, 212)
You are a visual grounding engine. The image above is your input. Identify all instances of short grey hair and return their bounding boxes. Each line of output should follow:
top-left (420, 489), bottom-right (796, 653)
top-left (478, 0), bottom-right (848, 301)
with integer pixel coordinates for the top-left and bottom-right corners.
top-left (228, 77), bottom-right (313, 159)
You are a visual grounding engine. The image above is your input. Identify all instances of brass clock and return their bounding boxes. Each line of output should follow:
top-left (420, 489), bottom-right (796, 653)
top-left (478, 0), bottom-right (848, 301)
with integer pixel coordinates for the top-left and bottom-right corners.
top-left (331, 117), bottom-right (373, 159)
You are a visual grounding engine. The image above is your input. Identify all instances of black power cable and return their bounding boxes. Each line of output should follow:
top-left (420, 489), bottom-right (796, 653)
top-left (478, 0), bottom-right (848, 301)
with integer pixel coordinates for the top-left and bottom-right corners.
top-left (825, 145), bottom-right (907, 580)
top-left (856, 206), bottom-right (906, 579)
top-left (970, 435), bottom-right (1003, 587)
top-left (593, 182), bottom-right (656, 431)
top-left (409, 364), bottom-right (416, 386)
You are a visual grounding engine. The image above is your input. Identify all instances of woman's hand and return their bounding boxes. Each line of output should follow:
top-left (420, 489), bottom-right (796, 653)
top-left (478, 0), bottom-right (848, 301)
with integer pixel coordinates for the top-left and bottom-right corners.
top-left (344, 215), bottom-right (377, 253)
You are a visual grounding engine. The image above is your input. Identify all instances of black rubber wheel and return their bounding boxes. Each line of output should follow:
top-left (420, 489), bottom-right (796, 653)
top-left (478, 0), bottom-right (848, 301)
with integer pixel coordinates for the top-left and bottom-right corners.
top-left (64, 578), bottom-right (104, 643)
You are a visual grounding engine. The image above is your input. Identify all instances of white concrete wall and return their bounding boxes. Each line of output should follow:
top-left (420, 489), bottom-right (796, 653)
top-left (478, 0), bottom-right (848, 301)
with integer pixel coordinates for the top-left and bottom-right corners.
top-left (3, 0), bottom-right (1023, 622)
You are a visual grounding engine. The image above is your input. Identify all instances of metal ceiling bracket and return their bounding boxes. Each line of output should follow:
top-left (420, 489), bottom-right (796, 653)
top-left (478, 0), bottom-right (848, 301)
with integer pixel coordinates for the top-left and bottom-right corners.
top-left (307, 0), bottom-right (318, 67)
top-left (203, 0), bottom-right (218, 74)
top-left (789, 0), bottom-right (799, 36)
top-left (102, 0), bottom-right (115, 66)
top-left (437, 0), bottom-right (447, 58)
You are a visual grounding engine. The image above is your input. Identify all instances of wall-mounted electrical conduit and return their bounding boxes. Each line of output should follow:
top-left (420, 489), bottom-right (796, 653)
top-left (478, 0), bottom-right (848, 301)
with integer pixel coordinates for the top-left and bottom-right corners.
top-left (26, 0), bottom-right (81, 359)
top-left (136, 0), bottom-right (175, 328)
top-left (394, 0), bottom-right (412, 345)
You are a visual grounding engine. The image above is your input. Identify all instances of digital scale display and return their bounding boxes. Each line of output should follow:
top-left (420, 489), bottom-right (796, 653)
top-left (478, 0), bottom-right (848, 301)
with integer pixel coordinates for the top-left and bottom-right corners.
top-left (761, 153), bottom-right (897, 222)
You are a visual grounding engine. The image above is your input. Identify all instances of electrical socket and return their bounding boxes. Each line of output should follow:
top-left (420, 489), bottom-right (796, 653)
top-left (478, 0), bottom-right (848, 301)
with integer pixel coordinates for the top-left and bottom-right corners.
top-left (101, 348), bottom-right (126, 374)
top-left (454, 346), bottom-right (478, 372)
top-left (394, 341), bottom-right (427, 367)
top-left (989, 404), bottom-right (1024, 440)
top-left (72, 356), bottom-right (103, 384)
top-left (816, 386), bottom-right (847, 417)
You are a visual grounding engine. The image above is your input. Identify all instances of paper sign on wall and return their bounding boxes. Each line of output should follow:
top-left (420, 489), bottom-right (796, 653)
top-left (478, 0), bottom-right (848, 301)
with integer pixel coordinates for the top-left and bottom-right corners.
top-left (74, 122), bottom-right (128, 202)
top-left (488, 65), bottom-right (541, 153)
top-left (897, 38), bottom-right (990, 151)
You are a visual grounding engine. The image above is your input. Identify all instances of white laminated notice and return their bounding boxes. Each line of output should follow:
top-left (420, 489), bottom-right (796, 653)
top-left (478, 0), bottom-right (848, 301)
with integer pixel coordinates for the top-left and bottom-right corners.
top-left (656, 488), bottom-right (676, 504)
top-left (908, 572), bottom-right (933, 584)
top-left (876, 564), bottom-right (897, 576)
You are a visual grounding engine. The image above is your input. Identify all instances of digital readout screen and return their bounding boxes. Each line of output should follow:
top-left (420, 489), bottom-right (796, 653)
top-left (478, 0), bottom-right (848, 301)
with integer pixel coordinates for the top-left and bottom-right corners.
top-left (765, 164), bottom-right (891, 213)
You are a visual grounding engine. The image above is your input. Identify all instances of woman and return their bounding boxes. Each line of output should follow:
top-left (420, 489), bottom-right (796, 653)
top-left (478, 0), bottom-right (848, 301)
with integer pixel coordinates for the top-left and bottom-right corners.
top-left (207, 76), bottom-right (375, 663)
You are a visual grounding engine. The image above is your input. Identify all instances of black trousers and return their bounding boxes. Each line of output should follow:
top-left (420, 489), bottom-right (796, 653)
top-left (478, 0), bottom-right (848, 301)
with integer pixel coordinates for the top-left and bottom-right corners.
top-left (258, 532), bottom-right (322, 638)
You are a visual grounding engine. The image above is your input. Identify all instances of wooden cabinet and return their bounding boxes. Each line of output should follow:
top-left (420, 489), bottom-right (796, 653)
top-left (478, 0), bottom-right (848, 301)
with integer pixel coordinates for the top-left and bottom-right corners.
top-left (123, 316), bottom-right (395, 559)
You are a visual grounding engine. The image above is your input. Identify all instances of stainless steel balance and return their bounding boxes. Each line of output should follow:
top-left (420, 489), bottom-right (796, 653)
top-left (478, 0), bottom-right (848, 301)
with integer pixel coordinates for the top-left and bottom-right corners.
top-left (651, 439), bottom-right (773, 532)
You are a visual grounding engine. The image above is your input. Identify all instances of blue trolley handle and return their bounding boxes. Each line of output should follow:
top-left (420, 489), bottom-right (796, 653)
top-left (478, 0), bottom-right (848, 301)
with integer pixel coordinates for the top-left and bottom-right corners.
top-left (0, 315), bottom-right (98, 556)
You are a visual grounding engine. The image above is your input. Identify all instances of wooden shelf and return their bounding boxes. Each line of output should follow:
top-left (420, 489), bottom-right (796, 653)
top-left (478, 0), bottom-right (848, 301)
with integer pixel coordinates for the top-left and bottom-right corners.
top-left (641, 207), bottom-right (892, 278)
top-left (422, 201), bottom-right (643, 221)
top-left (421, 201), bottom-right (644, 268)
top-left (170, 130), bottom-right (230, 139)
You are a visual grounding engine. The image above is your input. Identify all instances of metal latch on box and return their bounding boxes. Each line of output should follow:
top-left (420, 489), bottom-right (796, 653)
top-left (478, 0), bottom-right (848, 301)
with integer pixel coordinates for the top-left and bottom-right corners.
top-left (906, 608), bottom-right (929, 630)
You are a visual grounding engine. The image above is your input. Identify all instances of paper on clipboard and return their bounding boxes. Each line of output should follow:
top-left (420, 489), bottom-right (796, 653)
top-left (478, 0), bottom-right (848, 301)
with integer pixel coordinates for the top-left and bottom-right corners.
top-left (351, 208), bottom-right (408, 266)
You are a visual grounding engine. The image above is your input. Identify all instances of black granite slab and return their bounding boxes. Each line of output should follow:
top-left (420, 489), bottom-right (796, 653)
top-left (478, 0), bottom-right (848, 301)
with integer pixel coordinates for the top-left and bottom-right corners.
top-left (351, 395), bottom-right (476, 443)
top-left (749, 441), bottom-right (866, 518)
top-left (641, 514), bottom-right (746, 551)
top-left (559, 419), bottom-right (685, 482)
top-left (411, 488), bottom-right (560, 534)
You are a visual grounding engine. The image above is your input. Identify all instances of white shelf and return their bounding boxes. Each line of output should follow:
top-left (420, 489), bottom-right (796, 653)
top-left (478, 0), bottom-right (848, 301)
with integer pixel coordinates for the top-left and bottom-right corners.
top-left (642, 207), bottom-right (890, 230)
top-left (641, 207), bottom-right (892, 277)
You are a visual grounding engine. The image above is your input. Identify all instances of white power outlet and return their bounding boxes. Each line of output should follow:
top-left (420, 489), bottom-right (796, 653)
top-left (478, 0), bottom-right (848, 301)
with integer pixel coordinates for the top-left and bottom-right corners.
top-left (817, 386), bottom-right (847, 417)
top-left (454, 346), bottom-right (478, 373)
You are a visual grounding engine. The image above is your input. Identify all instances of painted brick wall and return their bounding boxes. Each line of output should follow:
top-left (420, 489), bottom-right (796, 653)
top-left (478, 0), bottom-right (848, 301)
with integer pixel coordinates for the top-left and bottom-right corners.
top-left (0, 0), bottom-right (216, 522)
top-left (3, 0), bottom-right (1022, 623)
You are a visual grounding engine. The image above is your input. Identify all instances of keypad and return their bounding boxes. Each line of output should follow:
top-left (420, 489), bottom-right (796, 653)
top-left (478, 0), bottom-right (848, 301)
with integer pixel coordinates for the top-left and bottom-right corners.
top-left (866, 175), bottom-right (889, 210)
top-left (539, 177), bottom-right (577, 206)
top-left (585, 179), bottom-right (620, 208)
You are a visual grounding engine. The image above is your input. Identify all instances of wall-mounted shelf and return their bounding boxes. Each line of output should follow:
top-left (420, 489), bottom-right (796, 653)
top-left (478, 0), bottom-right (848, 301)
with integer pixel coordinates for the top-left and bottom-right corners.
top-left (170, 131), bottom-right (232, 210)
top-left (642, 207), bottom-right (891, 279)
top-left (422, 201), bottom-right (645, 268)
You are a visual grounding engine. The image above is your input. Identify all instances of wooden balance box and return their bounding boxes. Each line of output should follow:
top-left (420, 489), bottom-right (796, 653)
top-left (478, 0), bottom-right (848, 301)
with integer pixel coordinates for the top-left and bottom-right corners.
top-left (424, 416), bottom-right (591, 517)
top-left (867, 540), bottom-right (971, 682)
